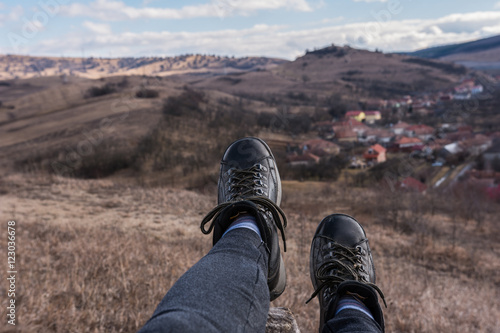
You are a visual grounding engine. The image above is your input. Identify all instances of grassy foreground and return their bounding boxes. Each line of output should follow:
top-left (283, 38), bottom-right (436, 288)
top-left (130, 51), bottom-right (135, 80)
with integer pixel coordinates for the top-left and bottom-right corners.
top-left (0, 175), bottom-right (499, 332)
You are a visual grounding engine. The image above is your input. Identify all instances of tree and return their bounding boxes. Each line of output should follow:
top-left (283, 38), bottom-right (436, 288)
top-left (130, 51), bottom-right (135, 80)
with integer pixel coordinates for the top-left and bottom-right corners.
top-left (327, 94), bottom-right (347, 119)
top-left (302, 74), bottom-right (310, 85)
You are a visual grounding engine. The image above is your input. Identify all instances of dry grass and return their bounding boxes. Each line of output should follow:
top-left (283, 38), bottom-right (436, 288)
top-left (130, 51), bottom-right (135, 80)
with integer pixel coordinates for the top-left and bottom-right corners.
top-left (1, 174), bottom-right (499, 332)
top-left (1, 221), bottom-right (210, 332)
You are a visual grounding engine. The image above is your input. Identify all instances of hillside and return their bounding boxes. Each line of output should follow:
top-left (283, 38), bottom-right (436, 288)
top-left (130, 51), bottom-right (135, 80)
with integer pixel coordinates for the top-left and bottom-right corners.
top-left (184, 45), bottom-right (467, 99)
top-left (407, 34), bottom-right (500, 72)
top-left (0, 54), bottom-right (288, 80)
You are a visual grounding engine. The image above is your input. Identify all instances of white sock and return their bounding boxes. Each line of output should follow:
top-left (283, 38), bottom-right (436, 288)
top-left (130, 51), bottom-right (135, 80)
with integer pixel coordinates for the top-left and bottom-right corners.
top-left (222, 214), bottom-right (261, 239)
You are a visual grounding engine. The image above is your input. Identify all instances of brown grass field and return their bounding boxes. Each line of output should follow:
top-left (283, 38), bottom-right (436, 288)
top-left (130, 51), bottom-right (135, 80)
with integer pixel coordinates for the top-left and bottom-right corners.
top-left (1, 172), bottom-right (499, 332)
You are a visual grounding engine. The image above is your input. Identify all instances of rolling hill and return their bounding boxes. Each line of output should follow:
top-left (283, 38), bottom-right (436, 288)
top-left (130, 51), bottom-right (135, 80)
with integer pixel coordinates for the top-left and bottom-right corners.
top-left (0, 54), bottom-right (288, 80)
top-left (185, 45), bottom-right (468, 99)
top-left (407, 34), bottom-right (500, 72)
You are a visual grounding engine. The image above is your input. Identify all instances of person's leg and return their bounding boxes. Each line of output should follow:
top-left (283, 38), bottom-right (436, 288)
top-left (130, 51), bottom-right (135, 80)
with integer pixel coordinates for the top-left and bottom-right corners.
top-left (139, 137), bottom-right (287, 332)
top-left (139, 228), bottom-right (269, 333)
top-left (308, 214), bottom-right (386, 333)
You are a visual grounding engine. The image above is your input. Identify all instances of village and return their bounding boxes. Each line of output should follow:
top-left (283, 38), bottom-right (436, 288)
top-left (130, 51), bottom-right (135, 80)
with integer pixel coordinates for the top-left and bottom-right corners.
top-left (285, 75), bottom-right (500, 199)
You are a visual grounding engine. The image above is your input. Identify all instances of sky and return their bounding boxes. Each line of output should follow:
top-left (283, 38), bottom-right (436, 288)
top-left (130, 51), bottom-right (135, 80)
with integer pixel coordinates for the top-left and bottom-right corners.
top-left (1, 0), bottom-right (500, 60)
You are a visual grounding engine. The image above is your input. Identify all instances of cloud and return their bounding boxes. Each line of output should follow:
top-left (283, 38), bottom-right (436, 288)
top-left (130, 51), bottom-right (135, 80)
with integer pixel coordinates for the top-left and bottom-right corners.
top-left (433, 11), bottom-right (500, 34)
top-left (495, 2), bottom-right (500, 9)
top-left (12, 10), bottom-right (500, 59)
top-left (83, 21), bottom-right (112, 35)
top-left (347, 11), bottom-right (500, 51)
top-left (0, 4), bottom-right (23, 27)
top-left (8, 5), bottom-right (24, 21)
top-left (60, 0), bottom-right (312, 21)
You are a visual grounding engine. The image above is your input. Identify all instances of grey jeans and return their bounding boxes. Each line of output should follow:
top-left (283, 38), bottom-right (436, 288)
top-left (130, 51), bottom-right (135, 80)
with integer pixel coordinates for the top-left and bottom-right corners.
top-left (139, 228), bottom-right (269, 332)
top-left (138, 228), bottom-right (381, 333)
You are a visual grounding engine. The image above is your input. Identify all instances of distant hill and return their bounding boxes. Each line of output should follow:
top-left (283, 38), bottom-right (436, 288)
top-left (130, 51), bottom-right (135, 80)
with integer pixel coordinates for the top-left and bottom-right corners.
top-left (186, 45), bottom-right (468, 98)
top-left (0, 54), bottom-right (288, 80)
top-left (407, 35), bottom-right (500, 72)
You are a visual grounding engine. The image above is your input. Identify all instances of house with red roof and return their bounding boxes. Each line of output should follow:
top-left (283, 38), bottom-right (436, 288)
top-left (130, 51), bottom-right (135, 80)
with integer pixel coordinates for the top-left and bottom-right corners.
top-left (334, 118), bottom-right (368, 132)
top-left (454, 79), bottom-right (475, 94)
top-left (404, 124), bottom-right (435, 142)
top-left (333, 118), bottom-right (369, 142)
top-left (391, 121), bottom-right (410, 135)
top-left (363, 144), bottom-right (387, 164)
top-left (287, 153), bottom-right (320, 166)
top-left (348, 119), bottom-right (370, 134)
top-left (427, 138), bottom-right (452, 152)
top-left (358, 128), bottom-right (379, 143)
top-left (446, 131), bottom-right (474, 142)
top-left (397, 177), bottom-right (427, 193)
top-left (364, 111), bottom-right (382, 124)
top-left (358, 128), bottom-right (393, 144)
top-left (314, 121), bottom-right (335, 139)
top-left (394, 136), bottom-right (424, 152)
top-left (460, 135), bottom-right (492, 156)
top-left (335, 128), bottom-right (358, 142)
top-left (376, 129), bottom-right (395, 145)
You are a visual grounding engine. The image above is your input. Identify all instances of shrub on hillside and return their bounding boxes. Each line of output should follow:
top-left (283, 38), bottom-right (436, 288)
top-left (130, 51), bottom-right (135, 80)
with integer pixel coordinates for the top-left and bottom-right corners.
top-left (15, 140), bottom-right (133, 179)
top-left (73, 143), bottom-right (133, 178)
top-left (162, 88), bottom-right (205, 117)
top-left (286, 91), bottom-right (310, 102)
top-left (288, 114), bottom-right (312, 134)
top-left (136, 88), bottom-right (159, 98)
top-left (85, 83), bottom-right (116, 98)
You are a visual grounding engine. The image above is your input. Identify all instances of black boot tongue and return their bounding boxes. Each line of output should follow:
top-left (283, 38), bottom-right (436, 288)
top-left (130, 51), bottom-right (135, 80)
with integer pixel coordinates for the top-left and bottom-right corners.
top-left (223, 138), bottom-right (268, 169)
top-left (318, 215), bottom-right (366, 245)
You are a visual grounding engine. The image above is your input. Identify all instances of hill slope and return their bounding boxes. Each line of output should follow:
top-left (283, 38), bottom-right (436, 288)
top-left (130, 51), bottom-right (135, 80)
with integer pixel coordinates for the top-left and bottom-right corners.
top-left (407, 34), bottom-right (500, 72)
top-left (0, 54), bottom-right (288, 80)
top-left (186, 45), bottom-right (467, 99)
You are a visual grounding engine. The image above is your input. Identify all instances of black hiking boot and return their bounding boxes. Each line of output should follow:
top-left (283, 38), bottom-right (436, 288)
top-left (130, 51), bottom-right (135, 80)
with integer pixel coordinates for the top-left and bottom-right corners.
top-left (307, 214), bottom-right (386, 332)
top-left (201, 137), bottom-right (287, 301)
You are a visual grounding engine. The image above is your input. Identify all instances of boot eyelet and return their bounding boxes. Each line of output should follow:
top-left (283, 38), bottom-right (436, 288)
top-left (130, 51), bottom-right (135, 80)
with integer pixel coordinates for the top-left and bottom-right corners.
top-left (254, 164), bottom-right (267, 172)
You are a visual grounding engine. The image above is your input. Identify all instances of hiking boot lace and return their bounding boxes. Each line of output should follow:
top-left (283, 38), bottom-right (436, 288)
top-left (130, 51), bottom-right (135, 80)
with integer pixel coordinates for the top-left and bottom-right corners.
top-left (226, 164), bottom-right (269, 201)
top-left (200, 164), bottom-right (287, 251)
top-left (306, 242), bottom-right (386, 306)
